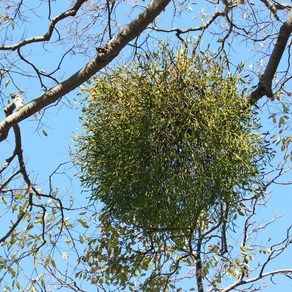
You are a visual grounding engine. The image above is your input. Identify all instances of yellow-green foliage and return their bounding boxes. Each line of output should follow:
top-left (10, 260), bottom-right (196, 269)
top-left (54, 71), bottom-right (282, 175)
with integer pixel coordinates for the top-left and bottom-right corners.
top-left (75, 45), bottom-right (269, 230)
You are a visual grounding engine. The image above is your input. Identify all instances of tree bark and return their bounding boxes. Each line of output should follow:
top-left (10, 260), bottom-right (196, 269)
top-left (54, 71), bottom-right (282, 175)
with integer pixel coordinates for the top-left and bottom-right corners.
top-left (250, 11), bottom-right (292, 104)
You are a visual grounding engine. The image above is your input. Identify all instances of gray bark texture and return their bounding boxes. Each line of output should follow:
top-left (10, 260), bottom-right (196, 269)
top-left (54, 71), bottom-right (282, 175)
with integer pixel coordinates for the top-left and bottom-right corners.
top-left (250, 11), bottom-right (292, 104)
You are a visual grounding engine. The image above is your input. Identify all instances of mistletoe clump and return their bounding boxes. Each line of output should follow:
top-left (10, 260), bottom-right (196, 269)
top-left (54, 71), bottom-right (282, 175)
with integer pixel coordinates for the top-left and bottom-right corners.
top-left (75, 45), bottom-right (270, 230)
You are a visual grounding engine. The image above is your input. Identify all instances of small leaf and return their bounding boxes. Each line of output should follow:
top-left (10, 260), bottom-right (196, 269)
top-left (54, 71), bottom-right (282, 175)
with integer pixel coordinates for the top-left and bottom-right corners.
top-left (51, 259), bottom-right (56, 268)
top-left (15, 281), bottom-right (21, 289)
top-left (35, 274), bottom-right (43, 282)
top-left (64, 237), bottom-right (71, 244)
top-left (79, 235), bottom-right (84, 243)
top-left (42, 129), bottom-right (48, 137)
top-left (78, 219), bottom-right (89, 228)
top-left (2, 196), bottom-right (7, 204)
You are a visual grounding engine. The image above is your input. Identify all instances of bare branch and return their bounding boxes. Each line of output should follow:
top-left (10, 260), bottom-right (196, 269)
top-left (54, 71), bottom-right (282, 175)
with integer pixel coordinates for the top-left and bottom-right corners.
top-left (222, 269), bottom-right (292, 291)
top-left (260, 0), bottom-right (281, 20)
top-left (0, 206), bottom-right (28, 243)
top-left (220, 203), bottom-right (292, 292)
top-left (152, 10), bottom-right (227, 35)
top-left (0, 0), bottom-right (88, 51)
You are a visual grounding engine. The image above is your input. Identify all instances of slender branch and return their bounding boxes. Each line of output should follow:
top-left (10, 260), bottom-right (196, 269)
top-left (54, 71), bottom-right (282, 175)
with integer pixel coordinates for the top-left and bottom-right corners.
top-left (221, 208), bottom-right (292, 292)
top-left (152, 10), bottom-right (227, 35)
top-left (106, 0), bottom-right (115, 39)
top-left (0, 171), bottom-right (21, 191)
top-left (17, 48), bottom-right (48, 89)
top-left (259, 0), bottom-right (281, 20)
top-left (0, 101), bottom-right (19, 180)
top-left (0, 120), bottom-right (32, 244)
top-left (0, 0), bottom-right (88, 51)
top-left (0, 206), bottom-right (28, 243)
top-left (0, 93), bottom-right (35, 243)
top-left (47, 264), bottom-right (90, 292)
top-left (222, 269), bottom-right (292, 291)
top-left (259, 226), bottom-right (292, 277)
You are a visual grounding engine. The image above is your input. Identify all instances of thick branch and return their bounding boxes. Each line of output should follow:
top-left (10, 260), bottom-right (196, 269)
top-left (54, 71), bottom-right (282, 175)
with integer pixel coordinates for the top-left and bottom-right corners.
top-left (0, 0), bottom-right (171, 141)
top-left (250, 11), bottom-right (292, 104)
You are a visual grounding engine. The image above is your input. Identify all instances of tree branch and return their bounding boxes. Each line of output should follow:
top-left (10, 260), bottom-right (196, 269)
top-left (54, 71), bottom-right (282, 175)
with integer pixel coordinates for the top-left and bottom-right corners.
top-left (0, 207), bottom-right (28, 243)
top-left (222, 269), bottom-right (292, 291)
top-left (250, 10), bottom-right (292, 104)
top-left (0, 0), bottom-right (88, 51)
top-left (0, 0), bottom-right (171, 141)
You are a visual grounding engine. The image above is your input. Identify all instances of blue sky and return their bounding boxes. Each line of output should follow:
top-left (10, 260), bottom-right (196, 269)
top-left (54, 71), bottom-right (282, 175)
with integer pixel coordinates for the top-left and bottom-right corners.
top-left (0, 1), bottom-right (291, 291)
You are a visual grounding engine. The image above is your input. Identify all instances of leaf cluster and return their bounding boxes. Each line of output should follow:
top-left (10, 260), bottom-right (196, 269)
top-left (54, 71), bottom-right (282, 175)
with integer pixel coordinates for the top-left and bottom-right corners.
top-left (75, 44), bottom-right (270, 230)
